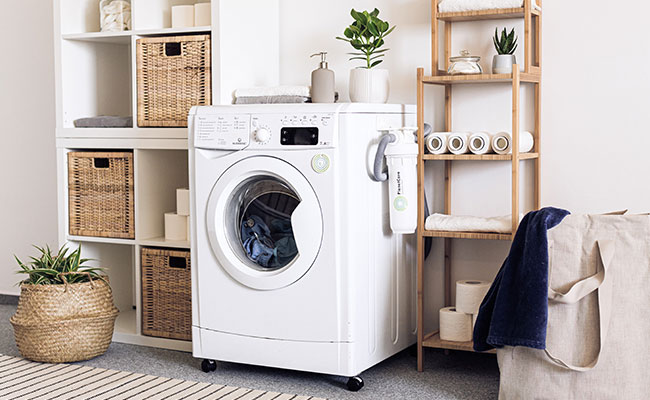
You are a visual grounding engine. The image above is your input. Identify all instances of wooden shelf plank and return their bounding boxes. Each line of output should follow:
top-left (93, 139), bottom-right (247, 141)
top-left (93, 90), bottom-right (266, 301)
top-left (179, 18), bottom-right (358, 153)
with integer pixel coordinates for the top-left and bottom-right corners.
top-left (422, 230), bottom-right (512, 240)
top-left (437, 7), bottom-right (540, 22)
top-left (423, 72), bottom-right (540, 85)
top-left (423, 152), bottom-right (538, 161)
top-left (423, 331), bottom-right (496, 354)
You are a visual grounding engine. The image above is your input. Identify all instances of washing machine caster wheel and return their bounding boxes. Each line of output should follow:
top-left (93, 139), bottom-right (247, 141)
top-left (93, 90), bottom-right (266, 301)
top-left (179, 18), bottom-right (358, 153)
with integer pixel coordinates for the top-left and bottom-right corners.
top-left (346, 376), bottom-right (364, 392)
top-left (201, 359), bottom-right (217, 373)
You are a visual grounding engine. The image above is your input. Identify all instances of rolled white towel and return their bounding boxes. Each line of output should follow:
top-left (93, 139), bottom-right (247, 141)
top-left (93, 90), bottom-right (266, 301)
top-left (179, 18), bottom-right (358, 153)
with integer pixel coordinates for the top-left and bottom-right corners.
top-left (438, 0), bottom-right (541, 13)
top-left (233, 86), bottom-right (311, 99)
top-left (426, 132), bottom-right (451, 154)
top-left (468, 132), bottom-right (493, 155)
top-left (491, 131), bottom-right (534, 155)
top-left (448, 133), bottom-right (470, 155)
top-left (425, 213), bottom-right (522, 233)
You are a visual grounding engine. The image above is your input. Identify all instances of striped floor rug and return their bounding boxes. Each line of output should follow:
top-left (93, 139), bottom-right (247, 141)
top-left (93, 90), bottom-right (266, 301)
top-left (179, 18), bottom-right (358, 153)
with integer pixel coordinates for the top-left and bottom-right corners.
top-left (0, 355), bottom-right (325, 400)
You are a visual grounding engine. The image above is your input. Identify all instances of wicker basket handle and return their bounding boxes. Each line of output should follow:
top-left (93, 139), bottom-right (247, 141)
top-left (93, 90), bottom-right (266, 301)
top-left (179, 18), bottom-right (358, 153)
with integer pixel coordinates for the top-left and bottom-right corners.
top-left (164, 42), bottom-right (182, 57)
top-left (58, 272), bottom-right (94, 291)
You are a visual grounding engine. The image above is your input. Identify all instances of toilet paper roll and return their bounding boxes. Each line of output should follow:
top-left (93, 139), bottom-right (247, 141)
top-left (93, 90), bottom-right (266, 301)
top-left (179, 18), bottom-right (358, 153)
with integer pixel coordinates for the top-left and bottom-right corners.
top-left (472, 313), bottom-right (478, 330)
top-left (468, 132), bottom-right (493, 155)
top-left (194, 2), bottom-right (211, 26)
top-left (165, 212), bottom-right (188, 241)
top-left (491, 131), bottom-right (534, 155)
top-left (172, 5), bottom-right (195, 28)
top-left (425, 132), bottom-right (451, 154)
top-left (176, 188), bottom-right (190, 216)
top-left (439, 307), bottom-right (473, 342)
top-left (448, 133), bottom-right (470, 155)
top-left (456, 280), bottom-right (492, 315)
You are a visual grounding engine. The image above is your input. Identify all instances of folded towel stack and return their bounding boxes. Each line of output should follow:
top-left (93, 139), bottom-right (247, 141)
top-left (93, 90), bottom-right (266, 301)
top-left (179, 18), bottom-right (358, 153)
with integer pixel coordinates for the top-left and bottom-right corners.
top-left (73, 116), bottom-right (133, 128)
top-left (438, 0), bottom-right (541, 13)
top-left (232, 86), bottom-right (311, 104)
top-left (425, 213), bottom-right (523, 233)
top-left (425, 131), bottom-right (534, 155)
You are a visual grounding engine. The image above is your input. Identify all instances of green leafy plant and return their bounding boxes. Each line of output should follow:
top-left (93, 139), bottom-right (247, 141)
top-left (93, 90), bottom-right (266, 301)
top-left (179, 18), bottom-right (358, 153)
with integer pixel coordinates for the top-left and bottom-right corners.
top-left (15, 244), bottom-right (106, 285)
top-left (336, 8), bottom-right (395, 69)
top-left (493, 27), bottom-right (518, 55)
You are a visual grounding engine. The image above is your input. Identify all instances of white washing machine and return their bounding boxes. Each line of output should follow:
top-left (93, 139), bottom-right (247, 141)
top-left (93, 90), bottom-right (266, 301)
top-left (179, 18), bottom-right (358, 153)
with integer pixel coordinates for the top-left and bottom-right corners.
top-left (189, 104), bottom-right (416, 390)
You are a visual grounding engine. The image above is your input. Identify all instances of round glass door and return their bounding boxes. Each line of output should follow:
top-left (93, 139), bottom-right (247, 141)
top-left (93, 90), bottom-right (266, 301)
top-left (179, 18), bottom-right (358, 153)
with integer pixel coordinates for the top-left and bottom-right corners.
top-left (227, 177), bottom-right (300, 271)
top-left (206, 156), bottom-right (323, 290)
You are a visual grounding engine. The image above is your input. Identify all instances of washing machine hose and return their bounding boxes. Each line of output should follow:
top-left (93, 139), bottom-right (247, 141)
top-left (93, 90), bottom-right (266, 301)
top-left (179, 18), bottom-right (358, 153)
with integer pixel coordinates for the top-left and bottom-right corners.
top-left (372, 124), bottom-right (433, 258)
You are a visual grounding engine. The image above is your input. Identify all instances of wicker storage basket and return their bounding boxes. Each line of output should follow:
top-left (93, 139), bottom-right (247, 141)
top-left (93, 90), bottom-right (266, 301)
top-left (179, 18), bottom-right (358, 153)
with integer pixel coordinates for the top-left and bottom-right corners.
top-left (68, 151), bottom-right (135, 239)
top-left (10, 276), bottom-right (119, 363)
top-left (141, 248), bottom-right (192, 341)
top-left (137, 34), bottom-right (212, 127)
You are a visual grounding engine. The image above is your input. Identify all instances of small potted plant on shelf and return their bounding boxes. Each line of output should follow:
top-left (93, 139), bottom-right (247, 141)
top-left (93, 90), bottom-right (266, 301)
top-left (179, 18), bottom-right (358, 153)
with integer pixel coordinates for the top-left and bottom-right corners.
top-left (10, 244), bottom-right (119, 363)
top-left (336, 8), bottom-right (395, 103)
top-left (492, 27), bottom-right (518, 74)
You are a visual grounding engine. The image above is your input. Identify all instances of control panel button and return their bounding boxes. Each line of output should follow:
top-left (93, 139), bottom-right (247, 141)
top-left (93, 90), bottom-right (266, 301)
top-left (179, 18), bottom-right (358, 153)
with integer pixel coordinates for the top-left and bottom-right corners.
top-left (254, 128), bottom-right (271, 143)
top-left (311, 154), bottom-right (330, 173)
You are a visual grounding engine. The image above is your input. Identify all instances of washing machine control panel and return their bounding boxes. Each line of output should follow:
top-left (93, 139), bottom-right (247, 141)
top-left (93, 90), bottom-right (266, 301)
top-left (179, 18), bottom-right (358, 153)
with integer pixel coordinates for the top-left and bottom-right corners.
top-left (193, 112), bottom-right (335, 150)
top-left (250, 113), bottom-right (335, 149)
top-left (194, 114), bottom-right (251, 149)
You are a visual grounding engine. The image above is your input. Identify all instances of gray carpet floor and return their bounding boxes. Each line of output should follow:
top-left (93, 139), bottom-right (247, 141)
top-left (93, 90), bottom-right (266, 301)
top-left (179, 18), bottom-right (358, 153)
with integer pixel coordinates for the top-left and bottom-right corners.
top-left (0, 304), bottom-right (499, 399)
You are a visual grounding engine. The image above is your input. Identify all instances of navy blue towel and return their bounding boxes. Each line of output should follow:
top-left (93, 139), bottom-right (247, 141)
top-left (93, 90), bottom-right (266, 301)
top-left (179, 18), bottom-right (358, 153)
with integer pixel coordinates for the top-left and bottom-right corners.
top-left (473, 207), bottom-right (570, 351)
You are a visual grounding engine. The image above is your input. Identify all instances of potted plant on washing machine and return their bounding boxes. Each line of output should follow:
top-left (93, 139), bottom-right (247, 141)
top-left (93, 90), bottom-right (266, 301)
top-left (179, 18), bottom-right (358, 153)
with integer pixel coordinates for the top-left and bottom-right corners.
top-left (10, 244), bottom-right (119, 363)
top-left (336, 8), bottom-right (395, 103)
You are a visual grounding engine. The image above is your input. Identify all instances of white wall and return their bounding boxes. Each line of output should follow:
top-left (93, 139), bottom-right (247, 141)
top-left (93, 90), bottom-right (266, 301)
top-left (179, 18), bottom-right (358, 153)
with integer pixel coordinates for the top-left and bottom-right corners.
top-left (0, 1), bottom-right (57, 295)
top-left (279, 0), bottom-right (650, 330)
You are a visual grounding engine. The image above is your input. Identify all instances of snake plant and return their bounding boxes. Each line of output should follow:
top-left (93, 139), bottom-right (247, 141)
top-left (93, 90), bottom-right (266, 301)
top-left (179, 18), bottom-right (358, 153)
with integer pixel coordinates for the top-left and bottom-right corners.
top-left (336, 8), bottom-right (395, 69)
top-left (15, 244), bottom-right (105, 285)
top-left (493, 27), bottom-right (518, 55)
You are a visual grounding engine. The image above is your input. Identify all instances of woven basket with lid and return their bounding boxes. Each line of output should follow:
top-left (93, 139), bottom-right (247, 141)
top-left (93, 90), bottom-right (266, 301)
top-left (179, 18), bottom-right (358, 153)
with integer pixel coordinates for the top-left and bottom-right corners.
top-left (10, 275), bottom-right (119, 363)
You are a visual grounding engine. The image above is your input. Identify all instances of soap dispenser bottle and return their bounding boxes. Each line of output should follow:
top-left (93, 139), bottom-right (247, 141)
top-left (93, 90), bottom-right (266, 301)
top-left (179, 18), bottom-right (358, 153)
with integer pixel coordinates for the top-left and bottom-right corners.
top-left (310, 52), bottom-right (335, 103)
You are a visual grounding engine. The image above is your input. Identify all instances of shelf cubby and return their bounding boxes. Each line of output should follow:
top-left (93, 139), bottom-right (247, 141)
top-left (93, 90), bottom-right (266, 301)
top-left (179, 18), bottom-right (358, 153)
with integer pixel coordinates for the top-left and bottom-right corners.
top-left (60, 39), bottom-right (132, 128)
top-left (134, 149), bottom-right (189, 243)
top-left (133, 0), bottom-right (210, 31)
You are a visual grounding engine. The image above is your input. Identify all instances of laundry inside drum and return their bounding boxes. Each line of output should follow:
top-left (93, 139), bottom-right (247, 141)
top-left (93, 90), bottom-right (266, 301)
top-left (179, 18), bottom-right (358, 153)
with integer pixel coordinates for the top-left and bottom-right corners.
top-left (236, 178), bottom-right (301, 270)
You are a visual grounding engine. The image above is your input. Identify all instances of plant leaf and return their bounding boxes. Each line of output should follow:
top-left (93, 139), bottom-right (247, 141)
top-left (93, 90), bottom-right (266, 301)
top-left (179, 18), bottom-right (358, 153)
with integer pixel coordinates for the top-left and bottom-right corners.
top-left (370, 60), bottom-right (383, 68)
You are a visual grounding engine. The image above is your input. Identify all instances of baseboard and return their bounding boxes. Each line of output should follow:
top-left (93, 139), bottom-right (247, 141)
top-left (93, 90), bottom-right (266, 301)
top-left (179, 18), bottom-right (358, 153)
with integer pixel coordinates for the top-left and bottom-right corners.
top-left (0, 295), bottom-right (19, 306)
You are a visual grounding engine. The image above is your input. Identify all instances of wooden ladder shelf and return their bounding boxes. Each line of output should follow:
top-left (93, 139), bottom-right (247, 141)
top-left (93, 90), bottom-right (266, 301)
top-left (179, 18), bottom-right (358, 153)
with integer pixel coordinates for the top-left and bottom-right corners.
top-left (416, 0), bottom-right (542, 371)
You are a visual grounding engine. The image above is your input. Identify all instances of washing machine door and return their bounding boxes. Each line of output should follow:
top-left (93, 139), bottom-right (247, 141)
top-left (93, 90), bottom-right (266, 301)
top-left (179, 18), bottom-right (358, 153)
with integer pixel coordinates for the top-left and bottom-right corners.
top-left (206, 156), bottom-right (323, 290)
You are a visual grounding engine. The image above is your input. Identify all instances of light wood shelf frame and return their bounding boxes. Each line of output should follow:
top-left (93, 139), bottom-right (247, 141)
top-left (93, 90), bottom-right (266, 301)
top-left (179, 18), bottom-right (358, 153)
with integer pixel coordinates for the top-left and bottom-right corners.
top-left (416, 0), bottom-right (542, 370)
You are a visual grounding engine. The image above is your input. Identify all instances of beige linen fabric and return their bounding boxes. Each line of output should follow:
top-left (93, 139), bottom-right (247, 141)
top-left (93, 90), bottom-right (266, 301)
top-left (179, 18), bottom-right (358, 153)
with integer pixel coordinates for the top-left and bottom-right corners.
top-left (497, 214), bottom-right (650, 399)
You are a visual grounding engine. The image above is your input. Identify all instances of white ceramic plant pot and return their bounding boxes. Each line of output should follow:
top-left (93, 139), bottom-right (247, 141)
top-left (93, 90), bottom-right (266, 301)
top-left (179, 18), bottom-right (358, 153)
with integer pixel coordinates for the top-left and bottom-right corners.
top-left (349, 68), bottom-right (390, 103)
top-left (492, 54), bottom-right (516, 74)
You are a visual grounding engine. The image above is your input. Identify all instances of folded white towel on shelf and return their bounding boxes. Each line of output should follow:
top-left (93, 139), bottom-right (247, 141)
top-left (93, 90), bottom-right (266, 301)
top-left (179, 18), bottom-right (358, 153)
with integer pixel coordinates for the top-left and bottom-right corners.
top-left (491, 131), bottom-right (534, 155)
top-left (233, 86), bottom-right (311, 99)
top-left (438, 0), bottom-right (540, 13)
top-left (448, 133), bottom-right (471, 155)
top-left (468, 132), bottom-right (493, 155)
top-left (425, 213), bottom-right (522, 233)
top-left (426, 132), bottom-right (452, 154)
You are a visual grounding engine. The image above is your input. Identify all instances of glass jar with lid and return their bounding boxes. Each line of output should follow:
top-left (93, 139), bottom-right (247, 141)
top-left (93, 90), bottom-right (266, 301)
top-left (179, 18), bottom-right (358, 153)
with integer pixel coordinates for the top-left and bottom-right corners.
top-left (100, 0), bottom-right (132, 32)
top-left (447, 50), bottom-right (483, 75)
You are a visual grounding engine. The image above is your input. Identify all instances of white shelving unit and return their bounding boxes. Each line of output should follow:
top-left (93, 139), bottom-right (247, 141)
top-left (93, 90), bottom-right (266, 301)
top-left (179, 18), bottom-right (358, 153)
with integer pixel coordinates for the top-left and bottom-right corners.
top-left (53, 0), bottom-right (279, 351)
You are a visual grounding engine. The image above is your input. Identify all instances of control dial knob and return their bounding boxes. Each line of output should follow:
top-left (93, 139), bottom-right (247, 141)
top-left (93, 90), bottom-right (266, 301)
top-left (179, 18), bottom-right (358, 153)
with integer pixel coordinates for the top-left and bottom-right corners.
top-left (254, 127), bottom-right (271, 143)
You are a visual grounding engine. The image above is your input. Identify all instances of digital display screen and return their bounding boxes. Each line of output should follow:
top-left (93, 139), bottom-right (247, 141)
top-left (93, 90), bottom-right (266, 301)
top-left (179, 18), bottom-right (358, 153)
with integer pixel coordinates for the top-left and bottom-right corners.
top-left (281, 127), bottom-right (319, 146)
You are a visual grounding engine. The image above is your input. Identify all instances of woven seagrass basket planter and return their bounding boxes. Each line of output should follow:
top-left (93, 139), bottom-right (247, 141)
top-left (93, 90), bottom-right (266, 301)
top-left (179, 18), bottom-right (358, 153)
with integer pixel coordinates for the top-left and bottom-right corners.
top-left (10, 277), bottom-right (119, 363)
